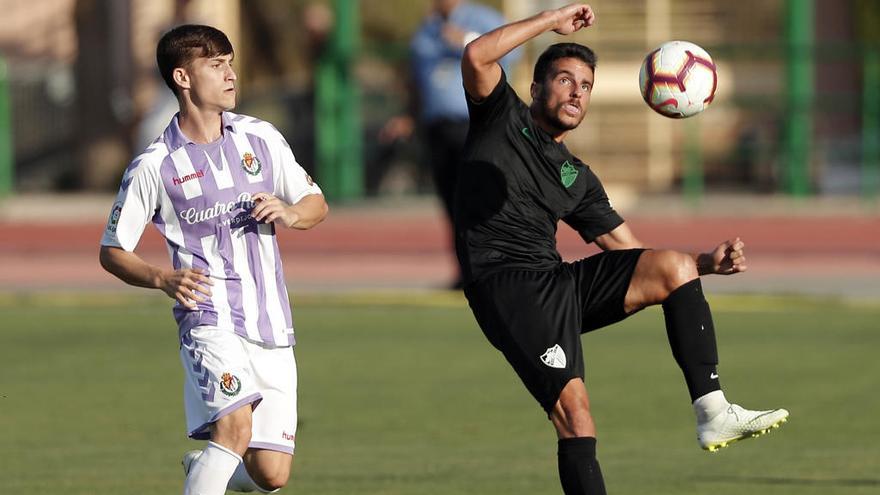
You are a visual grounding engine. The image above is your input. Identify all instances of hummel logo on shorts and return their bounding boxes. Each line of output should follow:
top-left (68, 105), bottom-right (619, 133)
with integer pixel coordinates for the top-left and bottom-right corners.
top-left (540, 344), bottom-right (567, 369)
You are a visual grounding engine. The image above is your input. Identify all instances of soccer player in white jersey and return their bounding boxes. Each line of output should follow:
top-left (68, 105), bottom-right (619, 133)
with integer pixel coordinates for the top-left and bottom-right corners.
top-left (99, 25), bottom-right (328, 494)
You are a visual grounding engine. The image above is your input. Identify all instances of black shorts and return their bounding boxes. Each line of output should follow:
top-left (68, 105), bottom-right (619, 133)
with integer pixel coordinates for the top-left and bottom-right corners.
top-left (463, 249), bottom-right (646, 413)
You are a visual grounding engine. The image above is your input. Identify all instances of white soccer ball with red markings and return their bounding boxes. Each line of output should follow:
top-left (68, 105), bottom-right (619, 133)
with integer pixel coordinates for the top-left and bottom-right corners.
top-left (639, 41), bottom-right (717, 118)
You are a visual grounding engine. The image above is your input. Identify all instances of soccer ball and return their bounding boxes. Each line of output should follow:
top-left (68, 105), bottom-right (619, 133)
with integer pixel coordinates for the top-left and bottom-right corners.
top-left (639, 40), bottom-right (717, 118)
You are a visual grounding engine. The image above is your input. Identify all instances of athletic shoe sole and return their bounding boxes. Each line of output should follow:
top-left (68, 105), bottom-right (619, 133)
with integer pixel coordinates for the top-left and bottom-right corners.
top-left (702, 415), bottom-right (788, 452)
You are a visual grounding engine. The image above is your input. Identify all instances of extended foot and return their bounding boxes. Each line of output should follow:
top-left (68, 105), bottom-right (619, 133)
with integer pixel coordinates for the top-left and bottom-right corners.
top-left (697, 404), bottom-right (789, 452)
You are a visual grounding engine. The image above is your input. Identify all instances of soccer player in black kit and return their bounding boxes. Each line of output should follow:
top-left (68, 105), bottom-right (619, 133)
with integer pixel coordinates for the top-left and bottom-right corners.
top-left (455, 4), bottom-right (788, 494)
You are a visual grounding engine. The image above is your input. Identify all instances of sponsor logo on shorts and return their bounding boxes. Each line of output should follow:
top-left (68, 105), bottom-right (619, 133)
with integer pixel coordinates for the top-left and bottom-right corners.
top-left (281, 431), bottom-right (295, 441)
top-left (219, 372), bottom-right (242, 397)
top-left (540, 344), bottom-right (567, 369)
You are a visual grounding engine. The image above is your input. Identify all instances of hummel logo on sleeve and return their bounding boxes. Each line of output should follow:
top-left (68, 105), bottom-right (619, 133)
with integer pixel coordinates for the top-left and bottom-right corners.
top-left (540, 344), bottom-right (567, 369)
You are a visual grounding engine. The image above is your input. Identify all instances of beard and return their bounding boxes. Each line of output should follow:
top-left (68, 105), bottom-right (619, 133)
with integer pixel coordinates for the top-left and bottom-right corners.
top-left (535, 97), bottom-right (585, 133)
top-left (550, 106), bottom-right (584, 131)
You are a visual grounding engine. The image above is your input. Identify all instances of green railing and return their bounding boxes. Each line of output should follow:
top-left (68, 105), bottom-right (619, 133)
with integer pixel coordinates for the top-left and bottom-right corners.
top-left (0, 57), bottom-right (12, 197)
top-left (682, 1), bottom-right (879, 202)
top-left (315, 0), bottom-right (363, 202)
top-left (782, 0), bottom-right (814, 197)
top-left (863, 46), bottom-right (880, 201)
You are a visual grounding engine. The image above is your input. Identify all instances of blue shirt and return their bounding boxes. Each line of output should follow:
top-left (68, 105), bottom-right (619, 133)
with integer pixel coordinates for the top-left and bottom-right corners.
top-left (410, 2), bottom-right (519, 123)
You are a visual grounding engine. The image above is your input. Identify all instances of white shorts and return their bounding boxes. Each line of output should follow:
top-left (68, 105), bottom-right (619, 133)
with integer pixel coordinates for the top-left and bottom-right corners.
top-left (180, 325), bottom-right (298, 454)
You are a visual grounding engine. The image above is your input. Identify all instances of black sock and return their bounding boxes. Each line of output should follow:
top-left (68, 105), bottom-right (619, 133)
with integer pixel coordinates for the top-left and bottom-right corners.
top-left (662, 278), bottom-right (722, 401)
top-left (557, 437), bottom-right (606, 495)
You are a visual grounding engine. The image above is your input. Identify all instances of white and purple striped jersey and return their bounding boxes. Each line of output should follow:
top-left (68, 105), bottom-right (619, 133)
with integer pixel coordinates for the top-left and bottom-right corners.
top-left (101, 112), bottom-right (322, 347)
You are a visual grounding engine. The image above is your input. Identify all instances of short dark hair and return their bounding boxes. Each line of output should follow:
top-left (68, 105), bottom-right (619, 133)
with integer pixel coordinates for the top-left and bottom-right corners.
top-left (532, 43), bottom-right (597, 83)
top-left (156, 24), bottom-right (234, 95)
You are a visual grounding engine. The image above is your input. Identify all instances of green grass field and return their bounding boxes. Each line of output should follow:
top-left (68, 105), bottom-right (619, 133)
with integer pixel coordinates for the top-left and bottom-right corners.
top-left (2, 291), bottom-right (879, 494)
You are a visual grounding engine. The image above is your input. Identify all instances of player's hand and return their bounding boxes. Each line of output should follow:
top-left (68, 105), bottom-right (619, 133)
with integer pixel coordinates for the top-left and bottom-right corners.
top-left (251, 192), bottom-right (299, 228)
top-left (551, 3), bottom-right (595, 35)
top-left (161, 268), bottom-right (213, 310)
top-left (705, 237), bottom-right (748, 275)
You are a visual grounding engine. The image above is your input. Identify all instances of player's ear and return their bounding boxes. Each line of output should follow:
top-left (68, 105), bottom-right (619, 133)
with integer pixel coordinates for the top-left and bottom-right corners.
top-left (530, 81), bottom-right (540, 101)
top-left (172, 67), bottom-right (191, 91)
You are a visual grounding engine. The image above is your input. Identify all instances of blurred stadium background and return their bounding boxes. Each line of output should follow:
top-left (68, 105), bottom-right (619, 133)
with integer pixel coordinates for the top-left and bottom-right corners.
top-left (1, 0), bottom-right (879, 197)
top-left (0, 0), bottom-right (877, 296)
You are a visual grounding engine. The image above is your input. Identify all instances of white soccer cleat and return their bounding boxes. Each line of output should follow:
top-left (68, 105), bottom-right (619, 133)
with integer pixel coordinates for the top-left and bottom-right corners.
top-left (697, 404), bottom-right (789, 452)
top-left (182, 449), bottom-right (202, 476)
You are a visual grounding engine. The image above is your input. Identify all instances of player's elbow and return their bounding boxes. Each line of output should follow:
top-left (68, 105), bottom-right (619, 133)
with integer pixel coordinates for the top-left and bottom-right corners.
top-left (293, 196), bottom-right (329, 230)
top-left (98, 245), bottom-right (131, 280)
top-left (310, 195), bottom-right (329, 224)
top-left (98, 245), bottom-right (115, 274)
top-left (462, 41), bottom-right (485, 74)
top-left (462, 41), bottom-right (478, 65)
top-left (318, 200), bottom-right (329, 223)
top-left (306, 200), bottom-right (329, 229)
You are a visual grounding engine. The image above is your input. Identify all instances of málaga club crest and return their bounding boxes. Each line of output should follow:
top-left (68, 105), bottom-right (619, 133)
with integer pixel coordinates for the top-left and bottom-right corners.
top-left (241, 152), bottom-right (262, 176)
top-left (560, 161), bottom-right (578, 188)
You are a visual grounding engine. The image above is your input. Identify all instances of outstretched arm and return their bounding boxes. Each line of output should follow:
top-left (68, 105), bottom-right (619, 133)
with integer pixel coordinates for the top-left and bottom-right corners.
top-left (595, 225), bottom-right (747, 276)
top-left (461, 3), bottom-right (595, 101)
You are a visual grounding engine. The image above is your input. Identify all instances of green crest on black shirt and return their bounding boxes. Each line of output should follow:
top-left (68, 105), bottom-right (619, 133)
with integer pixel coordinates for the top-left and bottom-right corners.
top-left (560, 161), bottom-right (578, 188)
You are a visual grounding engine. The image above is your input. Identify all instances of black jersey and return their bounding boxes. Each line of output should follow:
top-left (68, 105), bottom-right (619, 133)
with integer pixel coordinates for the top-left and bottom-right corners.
top-left (454, 71), bottom-right (624, 284)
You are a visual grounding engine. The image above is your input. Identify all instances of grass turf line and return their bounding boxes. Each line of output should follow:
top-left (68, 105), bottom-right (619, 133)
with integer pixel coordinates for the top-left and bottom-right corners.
top-left (2, 293), bottom-right (878, 494)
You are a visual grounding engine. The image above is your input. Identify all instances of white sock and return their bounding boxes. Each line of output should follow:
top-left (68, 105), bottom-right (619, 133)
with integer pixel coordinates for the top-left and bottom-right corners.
top-left (227, 461), bottom-right (278, 493)
top-left (693, 390), bottom-right (730, 423)
top-left (183, 441), bottom-right (242, 495)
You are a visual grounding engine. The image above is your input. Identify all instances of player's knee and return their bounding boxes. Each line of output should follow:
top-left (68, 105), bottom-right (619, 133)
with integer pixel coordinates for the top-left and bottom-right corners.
top-left (252, 466), bottom-right (290, 491)
top-left (221, 427), bottom-right (252, 454)
top-left (553, 396), bottom-right (595, 438)
top-left (565, 409), bottom-right (595, 438)
top-left (212, 410), bottom-right (253, 453)
top-left (655, 250), bottom-right (698, 293)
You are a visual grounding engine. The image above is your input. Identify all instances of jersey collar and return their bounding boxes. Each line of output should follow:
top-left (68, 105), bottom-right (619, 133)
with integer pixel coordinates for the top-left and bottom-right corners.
top-left (163, 111), bottom-right (237, 151)
top-left (528, 115), bottom-right (572, 153)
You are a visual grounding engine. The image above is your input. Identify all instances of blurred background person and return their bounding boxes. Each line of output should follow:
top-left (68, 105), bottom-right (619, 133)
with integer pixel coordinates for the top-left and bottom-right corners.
top-left (380, 0), bottom-right (519, 289)
top-left (135, 0), bottom-right (193, 152)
